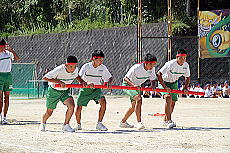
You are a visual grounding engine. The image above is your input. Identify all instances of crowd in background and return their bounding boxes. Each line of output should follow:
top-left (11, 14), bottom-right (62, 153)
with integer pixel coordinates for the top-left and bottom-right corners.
top-left (142, 80), bottom-right (230, 98)
top-left (185, 81), bottom-right (230, 98)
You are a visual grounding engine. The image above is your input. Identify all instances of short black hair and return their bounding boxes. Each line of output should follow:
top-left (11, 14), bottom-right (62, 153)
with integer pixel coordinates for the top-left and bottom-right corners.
top-left (0, 39), bottom-right (6, 46)
top-left (92, 50), bottom-right (105, 58)
top-left (144, 53), bottom-right (157, 62)
top-left (66, 56), bottom-right (78, 63)
top-left (177, 49), bottom-right (187, 55)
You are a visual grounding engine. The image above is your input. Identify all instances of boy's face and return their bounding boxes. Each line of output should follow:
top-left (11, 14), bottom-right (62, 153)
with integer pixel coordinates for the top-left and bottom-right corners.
top-left (145, 62), bottom-right (156, 70)
top-left (176, 56), bottom-right (187, 65)
top-left (65, 63), bottom-right (77, 73)
top-left (93, 58), bottom-right (104, 66)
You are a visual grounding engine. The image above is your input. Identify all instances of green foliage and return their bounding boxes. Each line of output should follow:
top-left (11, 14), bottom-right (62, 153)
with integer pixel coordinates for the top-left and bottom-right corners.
top-left (0, 0), bottom-right (227, 37)
top-left (172, 22), bottom-right (190, 35)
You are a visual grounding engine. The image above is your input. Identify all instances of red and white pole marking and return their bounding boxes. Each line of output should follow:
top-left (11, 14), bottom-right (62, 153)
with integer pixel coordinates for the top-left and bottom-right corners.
top-left (54, 84), bottom-right (205, 96)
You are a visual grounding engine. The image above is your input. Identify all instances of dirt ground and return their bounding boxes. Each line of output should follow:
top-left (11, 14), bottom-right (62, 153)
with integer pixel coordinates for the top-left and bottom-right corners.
top-left (0, 96), bottom-right (230, 153)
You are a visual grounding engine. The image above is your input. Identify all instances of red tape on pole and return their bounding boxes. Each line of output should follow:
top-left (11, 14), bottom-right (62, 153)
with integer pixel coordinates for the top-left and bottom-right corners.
top-left (54, 84), bottom-right (205, 96)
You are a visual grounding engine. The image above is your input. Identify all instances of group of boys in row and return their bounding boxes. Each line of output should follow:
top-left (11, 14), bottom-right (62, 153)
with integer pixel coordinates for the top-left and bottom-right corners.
top-left (0, 39), bottom-right (191, 131)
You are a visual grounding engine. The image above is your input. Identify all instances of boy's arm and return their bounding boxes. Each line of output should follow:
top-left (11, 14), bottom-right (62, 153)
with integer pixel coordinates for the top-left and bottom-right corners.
top-left (156, 71), bottom-right (171, 92)
top-left (104, 77), bottom-right (113, 88)
top-left (182, 77), bottom-right (190, 95)
top-left (43, 77), bottom-right (66, 88)
top-left (123, 77), bottom-right (141, 90)
top-left (7, 46), bottom-right (20, 61)
top-left (76, 76), bottom-right (87, 87)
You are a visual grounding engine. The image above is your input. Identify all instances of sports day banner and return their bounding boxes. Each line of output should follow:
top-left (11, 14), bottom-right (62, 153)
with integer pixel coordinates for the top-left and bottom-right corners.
top-left (198, 9), bottom-right (230, 58)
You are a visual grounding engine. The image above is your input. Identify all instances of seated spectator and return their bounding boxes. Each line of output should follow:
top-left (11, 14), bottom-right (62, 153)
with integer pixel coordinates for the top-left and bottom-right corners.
top-left (194, 83), bottom-right (204, 98)
top-left (152, 91), bottom-right (162, 98)
top-left (222, 81), bottom-right (230, 98)
top-left (204, 84), bottom-right (213, 98)
top-left (210, 81), bottom-right (219, 98)
top-left (188, 84), bottom-right (195, 98)
top-left (217, 83), bottom-right (225, 98)
top-left (143, 90), bottom-right (151, 98)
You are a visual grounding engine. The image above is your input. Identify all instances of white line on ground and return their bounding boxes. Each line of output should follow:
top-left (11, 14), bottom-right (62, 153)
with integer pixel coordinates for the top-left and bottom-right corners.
top-left (0, 141), bottom-right (62, 153)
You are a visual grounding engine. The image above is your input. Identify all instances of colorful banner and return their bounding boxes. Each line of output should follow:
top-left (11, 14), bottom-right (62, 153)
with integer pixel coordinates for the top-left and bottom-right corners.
top-left (198, 9), bottom-right (230, 58)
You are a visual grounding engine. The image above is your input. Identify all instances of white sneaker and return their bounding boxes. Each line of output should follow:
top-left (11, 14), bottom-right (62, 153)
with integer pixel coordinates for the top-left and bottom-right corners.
top-left (163, 120), bottom-right (176, 129)
top-left (96, 122), bottom-right (108, 131)
top-left (168, 120), bottom-right (176, 127)
top-left (136, 122), bottom-right (145, 130)
top-left (75, 123), bottom-right (82, 131)
top-left (119, 121), bottom-right (134, 128)
top-left (0, 114), bottom-right (2, 124)
top-left (62, 124), bottom-right (75, 132)
top-left (2, 117), bottom-right (8, 124)
top-left (39, 123), bottom-right (46, 131)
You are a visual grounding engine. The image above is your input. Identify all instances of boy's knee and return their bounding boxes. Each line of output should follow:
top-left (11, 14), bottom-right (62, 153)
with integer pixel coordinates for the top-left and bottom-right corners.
top-left (133, 95), bottom-right (141, 101)
top-left (99, 98), bottom-right (107, 106)
top-left (164, 94), bottom-right (172, 100)
top-left (46, 111), bottom-right (53, 117)
top-left (76, 106), bottom-right (83, 111)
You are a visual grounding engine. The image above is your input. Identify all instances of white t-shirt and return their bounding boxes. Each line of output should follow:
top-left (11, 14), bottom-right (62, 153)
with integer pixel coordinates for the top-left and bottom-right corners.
top-left (79, 62), bottom-right (112, 85)
top-left (159, 59), bottom-right (190, 83)
top-left (44, 64), bottom-right (79, 90)
top-left (211, 86), bottom-right (219, 93)
top-left (0, 50), bottom-right (14, 72)
top-left (204, 88), bottom-right (213, 98)
top-left (125, 63), bottom-right (157, 86)
top-left (223, 86), bottom-right (230, 97)
top-left (194, 87), bottom-right (204, 98)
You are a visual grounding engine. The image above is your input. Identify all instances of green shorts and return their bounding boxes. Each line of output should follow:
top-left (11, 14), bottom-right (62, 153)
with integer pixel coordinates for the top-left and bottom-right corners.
top-left (122, 81), bottom-right (141, 102)
top-left (46, 87), bottom-right (72, 109)
top-left (158, 81), bottom-right (178, 101)
top-left (0, 72), bottom-right (13, 91)
top-left (76, 88), bottom-right (105, 106)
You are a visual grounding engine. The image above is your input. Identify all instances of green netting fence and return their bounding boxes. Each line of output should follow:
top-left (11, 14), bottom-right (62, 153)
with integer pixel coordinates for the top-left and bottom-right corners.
top-left (11, 63), bottom-right (41, 98)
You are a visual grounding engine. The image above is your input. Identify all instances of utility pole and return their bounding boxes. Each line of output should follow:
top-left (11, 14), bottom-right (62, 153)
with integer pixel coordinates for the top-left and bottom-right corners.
top-left (167, 0), bottom-right (172, 61)
top-left (137, 0), bottom-right (142, 63)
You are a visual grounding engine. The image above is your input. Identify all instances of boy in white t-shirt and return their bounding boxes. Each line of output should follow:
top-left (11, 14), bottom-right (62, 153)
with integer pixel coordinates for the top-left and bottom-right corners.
top-left (75, 50), bottom-right (113, 131)
top-left (39, 56), bottom-right (86, 132)
top-left (223, 81), bottom-right (230, 98)
top-left (0, 39), bottom-right (20, 124)
top-left (194, 83), bottom-right (204, 98)
top-left (157, 49), bottom-right (190, 128)
top-left (204, 84), bottom-right (213, 98)
top-left (119, 53), bottom-right (157, 130)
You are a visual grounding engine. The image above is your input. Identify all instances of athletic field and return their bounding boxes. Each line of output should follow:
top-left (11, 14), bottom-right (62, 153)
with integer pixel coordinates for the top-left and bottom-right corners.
top-left (0, 96), bottom-right (229, 153)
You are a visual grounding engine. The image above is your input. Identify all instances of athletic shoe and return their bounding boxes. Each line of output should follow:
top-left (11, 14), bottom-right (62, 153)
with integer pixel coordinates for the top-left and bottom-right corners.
top-left (136, 122), bottom-right (145, 130)
top-left (119, 121), bottom-right (134, 128)
top-left (75, 123), bottom-right (82, 131)
top-left (0, 114), bottom-right (2, 124)
top-left (39, 123), bottom-right (46, 131)
top-left (96, 122), bottom-right (108, 131)
top-left (168, 120), bottom-right (176, 127)
top-left (2, 117), bottom-right (8, 124)
top-left (163, 120), bottom-right (175, 129)
top-left (62, 124), bottom-right (75, 132)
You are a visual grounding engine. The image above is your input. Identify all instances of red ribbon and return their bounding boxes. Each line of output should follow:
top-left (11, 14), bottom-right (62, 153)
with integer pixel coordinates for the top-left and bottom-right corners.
top-left (66, 63), bottom-right (77, 65)
top-left (91, 56), bottom-right (104, 60)
top-left (176, 54), bottom-right (187, 57)
top-left (145, 61), bottom-right (157, 63)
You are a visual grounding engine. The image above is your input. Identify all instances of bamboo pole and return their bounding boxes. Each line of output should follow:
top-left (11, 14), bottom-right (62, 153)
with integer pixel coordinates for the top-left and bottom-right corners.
top-left (197, 0), bottom-right (200, 79)
top-left (167, 0), bottom-right (172, 61)
top-left (54, 84), bottom-right (205, 96)
top-left (137, 0), bottom-right (142, 63)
